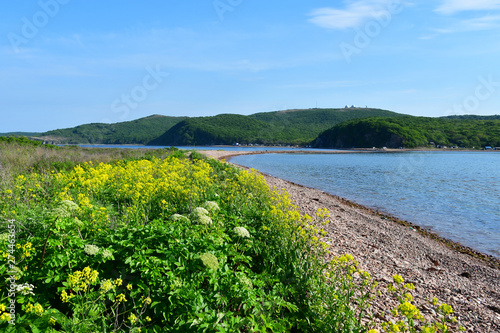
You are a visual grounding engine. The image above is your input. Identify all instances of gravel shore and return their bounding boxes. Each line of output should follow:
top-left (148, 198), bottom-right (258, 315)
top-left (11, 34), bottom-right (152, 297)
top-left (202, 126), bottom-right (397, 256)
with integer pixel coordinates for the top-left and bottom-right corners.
top-left (201, 150), bottom-right (500, 332)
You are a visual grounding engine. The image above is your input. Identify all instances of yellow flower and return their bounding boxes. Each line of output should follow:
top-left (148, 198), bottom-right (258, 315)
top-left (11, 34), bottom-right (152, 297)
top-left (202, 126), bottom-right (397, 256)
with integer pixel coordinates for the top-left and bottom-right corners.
top-left (126, 284), bottom-right (133, 291)
top-left (404, 283), bottom-right (415, 290)
top-left (49, 317), bottom-right (57, 325)
top-left (115, 293), bottom-right (127, 303)
top-left (0, 312), bottom-right (11, 321)
top-left (25, 303), bottom-right (44, 316)
top-left (128, 313), bottom-right (137, 323)
top-left (398, 301), bottom-right (422, 320)
top-left (393, 274), bottom-right (404, 284)
top-left (61, 290), bottom-right (70, 302)
top-left (114, 278), bottom-right (123, 286)
top-left (438, 303), bottom-right (454, 315)
top-left (100, 279), bottom-right (114, 294)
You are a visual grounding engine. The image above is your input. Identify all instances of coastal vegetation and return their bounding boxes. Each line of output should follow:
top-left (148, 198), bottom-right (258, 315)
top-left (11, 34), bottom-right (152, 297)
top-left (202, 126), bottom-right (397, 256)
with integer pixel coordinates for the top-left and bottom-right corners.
top-left (0, 138), bottom-right (464, 332)
top-left (313, 116), bottom-right (500, 149)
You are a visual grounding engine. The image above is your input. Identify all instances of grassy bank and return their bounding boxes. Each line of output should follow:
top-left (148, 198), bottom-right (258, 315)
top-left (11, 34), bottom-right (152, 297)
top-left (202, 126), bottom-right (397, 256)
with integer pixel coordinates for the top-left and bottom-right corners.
top-left (0, 139), bottom-right (462, 332)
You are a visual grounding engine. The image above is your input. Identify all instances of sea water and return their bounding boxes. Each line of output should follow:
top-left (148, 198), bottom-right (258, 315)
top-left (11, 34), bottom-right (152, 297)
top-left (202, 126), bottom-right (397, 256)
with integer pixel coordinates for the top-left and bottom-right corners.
top-left (230, 151), bottom-right (500, 258)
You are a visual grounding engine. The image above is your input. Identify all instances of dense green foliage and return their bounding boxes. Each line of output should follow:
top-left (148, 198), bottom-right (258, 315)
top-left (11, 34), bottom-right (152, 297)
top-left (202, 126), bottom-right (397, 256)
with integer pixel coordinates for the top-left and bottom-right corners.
top-left (0, 137), bottom-right (45, 148)
top-left (150, 108), bottom-right (402, 146)
top-left (38, 115), bottom-right (188, 144)
top-left (313, 116), bottom-right (500, 149)
top-left (445, 115), bottom-right (500, 120)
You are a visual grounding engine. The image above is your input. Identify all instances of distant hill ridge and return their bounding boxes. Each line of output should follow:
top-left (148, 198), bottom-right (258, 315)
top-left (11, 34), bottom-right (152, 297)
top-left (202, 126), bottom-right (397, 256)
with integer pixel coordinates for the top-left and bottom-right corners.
top-left (32, 108), bottom-right (403, 146)
top-left (149, 108), bottom-right (402, 146)
top-left (13, 108), bottom-right (498, 148)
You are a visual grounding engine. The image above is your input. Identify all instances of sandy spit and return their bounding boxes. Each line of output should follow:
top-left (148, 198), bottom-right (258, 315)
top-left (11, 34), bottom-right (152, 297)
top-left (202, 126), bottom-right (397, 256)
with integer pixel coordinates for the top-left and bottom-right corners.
top-left (200, 150), bottom-right (500, 332)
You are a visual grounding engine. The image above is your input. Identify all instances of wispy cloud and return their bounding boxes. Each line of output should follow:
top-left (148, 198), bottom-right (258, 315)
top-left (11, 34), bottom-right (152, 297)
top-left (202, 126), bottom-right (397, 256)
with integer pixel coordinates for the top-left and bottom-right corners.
top-left (436, 0), bottom-right (500, 15)
top-left (421, 14), bottom-right (500, 38)
top-left (280, 80), bottom-right (365, 89)
top-left (308, 0), bottom-right (402, 30)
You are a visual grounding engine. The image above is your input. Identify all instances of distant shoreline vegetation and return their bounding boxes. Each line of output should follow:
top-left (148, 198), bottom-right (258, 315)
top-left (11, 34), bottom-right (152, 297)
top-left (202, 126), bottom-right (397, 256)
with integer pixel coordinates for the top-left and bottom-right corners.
top-left (2, 109), bottom-right (500, 149)
top-left (313, 115), bottom-right (500, 149)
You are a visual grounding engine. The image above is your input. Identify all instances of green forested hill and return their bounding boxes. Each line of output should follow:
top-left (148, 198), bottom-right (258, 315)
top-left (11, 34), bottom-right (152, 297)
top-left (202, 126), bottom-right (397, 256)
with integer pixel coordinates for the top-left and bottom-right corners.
top-left (148, 114), bottom-right (274, 146)
top-left (313, 116), bottom-right (500, 148)
top-left (37, 115), bottom-right (188, 144)
top-left (150, 108), bottom-right (403, 146)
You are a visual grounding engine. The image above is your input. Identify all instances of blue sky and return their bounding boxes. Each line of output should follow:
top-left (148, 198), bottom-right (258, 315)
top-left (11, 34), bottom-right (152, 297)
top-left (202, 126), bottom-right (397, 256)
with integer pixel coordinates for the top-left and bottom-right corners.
top-left (1, 0), bottom-right (500, 132)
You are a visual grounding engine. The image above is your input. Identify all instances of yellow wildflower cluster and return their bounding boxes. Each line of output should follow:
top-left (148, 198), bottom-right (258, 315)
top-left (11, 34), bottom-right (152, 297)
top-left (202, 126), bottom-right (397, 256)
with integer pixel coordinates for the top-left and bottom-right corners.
top-left (115, 293), bottom-right (127, 303)
top-left (55, 157), bottom-right (215, 225)
top-left (25, 303), bottom-right (44, 316)
top-left (128, 313), bottom-right (137, 323)
top-left (61, 289), bottom-right (74, 303)
top-left (67, 266), bottom-right (99, 292)
top-left (315, 207), bottom-right (331, 225)
top-left (17, 241), bottom-right (33, 258)
top-left (100, 279), bottom-right (114, 294)
top-left (382, 275), bottom-right (464, 332)
top-left (0, 303), bottom-right (11, 322)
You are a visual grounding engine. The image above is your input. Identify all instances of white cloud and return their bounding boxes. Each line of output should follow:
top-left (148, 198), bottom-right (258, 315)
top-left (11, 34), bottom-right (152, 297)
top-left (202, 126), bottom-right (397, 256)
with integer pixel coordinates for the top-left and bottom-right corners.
top-left (460, 14), bottom-right (500, 29)
top-left (422, 14), bottom-right (500, 38)
top-left (436, 0), bottom-right (500, 15)
top-left (308, 0), bottom-right (404, 30)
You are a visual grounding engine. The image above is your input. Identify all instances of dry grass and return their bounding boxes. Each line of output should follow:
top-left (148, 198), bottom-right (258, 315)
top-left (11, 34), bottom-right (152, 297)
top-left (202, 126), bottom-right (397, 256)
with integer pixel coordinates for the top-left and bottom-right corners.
top-left (0, 143), bottom-right (171, 191)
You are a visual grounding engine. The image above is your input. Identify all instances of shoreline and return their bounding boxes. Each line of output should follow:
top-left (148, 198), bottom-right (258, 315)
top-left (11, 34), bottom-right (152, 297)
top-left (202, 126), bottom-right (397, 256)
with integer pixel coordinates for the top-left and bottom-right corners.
top-left (201, 150), bottom-right (500, 331)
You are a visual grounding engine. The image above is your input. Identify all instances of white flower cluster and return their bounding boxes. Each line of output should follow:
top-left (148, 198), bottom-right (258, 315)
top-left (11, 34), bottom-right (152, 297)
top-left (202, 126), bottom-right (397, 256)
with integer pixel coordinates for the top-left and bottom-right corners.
top-left (52, 200), bottom-right (79, 219)
top-left (84, 244), bottom-right (99, 256)
top-left (190, 207), bottom-right (212, 226)
top-left (199, 253), bottom-right (219, 270)
top-left (233, 227), bottom-right (250, 238)
top-left (202, 201), bottom-right (219, 213)
top-left (237, 274), bottom-right (253, 290)
top-left (191, 207), bottom-right (209, 217)
top-left (15, 282), bottom-right (35, 296)
top-left (102, 249), bottom-right (112, 259)
top-left (170, 214), bottom-right (190, 223)
top-left (0, 233), bottom-right (9, 243)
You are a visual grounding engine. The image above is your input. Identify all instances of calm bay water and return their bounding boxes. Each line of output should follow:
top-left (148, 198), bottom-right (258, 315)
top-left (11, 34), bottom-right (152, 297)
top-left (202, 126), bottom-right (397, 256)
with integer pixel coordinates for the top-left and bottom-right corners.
top-left (77, 144), bottom-right (327, 152)
top-left (230, 152), bottom-right (500, 258)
